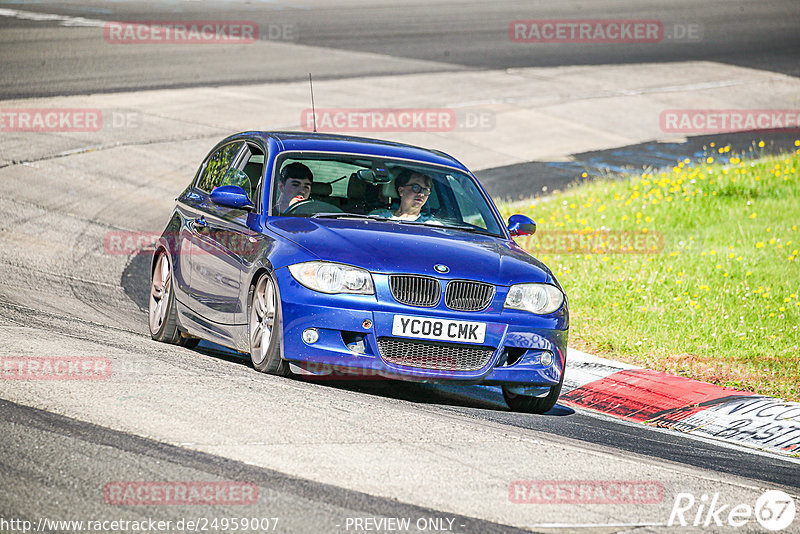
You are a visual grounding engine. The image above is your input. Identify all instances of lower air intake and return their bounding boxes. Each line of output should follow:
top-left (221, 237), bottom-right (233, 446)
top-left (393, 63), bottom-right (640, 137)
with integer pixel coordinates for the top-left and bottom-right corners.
top-left (377, 337), bottom-right (494, 371)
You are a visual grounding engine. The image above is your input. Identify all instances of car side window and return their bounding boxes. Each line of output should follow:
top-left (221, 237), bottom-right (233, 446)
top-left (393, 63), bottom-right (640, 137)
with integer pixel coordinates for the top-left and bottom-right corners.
top-left (197, 141), bottom-right (244, 193)
top-left (446, 174), bottom-right (492, 230)
top-left (240, 152), bottom-right (264, 199)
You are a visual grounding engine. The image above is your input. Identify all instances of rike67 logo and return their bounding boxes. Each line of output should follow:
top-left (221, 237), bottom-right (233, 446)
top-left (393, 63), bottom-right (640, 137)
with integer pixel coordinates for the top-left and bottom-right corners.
top-left (669, 490), bottom-right (796, 531)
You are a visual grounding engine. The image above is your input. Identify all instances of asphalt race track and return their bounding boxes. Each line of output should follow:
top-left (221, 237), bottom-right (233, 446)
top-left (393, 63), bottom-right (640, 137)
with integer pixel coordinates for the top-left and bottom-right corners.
top-left (1, 0), bottom-right (799, 99)
top-left (1, 1), bottom-right (799, 532)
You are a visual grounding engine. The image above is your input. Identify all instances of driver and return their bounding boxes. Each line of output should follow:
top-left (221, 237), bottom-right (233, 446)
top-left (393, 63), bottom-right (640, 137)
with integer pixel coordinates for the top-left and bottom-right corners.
top-left (274, 162), bottom-right (313, 214)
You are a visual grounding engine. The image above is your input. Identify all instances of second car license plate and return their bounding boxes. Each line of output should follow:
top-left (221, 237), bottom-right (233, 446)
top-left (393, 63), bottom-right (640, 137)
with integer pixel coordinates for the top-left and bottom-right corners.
top-left (391, 315), bottom-right (486, 344)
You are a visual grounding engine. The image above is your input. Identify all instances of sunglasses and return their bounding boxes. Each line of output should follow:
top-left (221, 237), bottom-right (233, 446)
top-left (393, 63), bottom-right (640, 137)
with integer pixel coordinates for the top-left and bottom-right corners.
top-left (404, 183), bottom-right (432, 195)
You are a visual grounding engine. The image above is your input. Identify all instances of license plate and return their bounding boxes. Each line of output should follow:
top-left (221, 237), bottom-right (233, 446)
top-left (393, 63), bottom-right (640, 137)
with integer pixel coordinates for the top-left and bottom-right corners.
top-left (391, 315), bottom-right (486, 344)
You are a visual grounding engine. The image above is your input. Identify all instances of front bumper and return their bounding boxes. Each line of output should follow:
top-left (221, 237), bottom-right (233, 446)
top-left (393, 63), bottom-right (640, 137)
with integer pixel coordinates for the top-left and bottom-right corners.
top-left (275, 268), bottom-right (568, 387)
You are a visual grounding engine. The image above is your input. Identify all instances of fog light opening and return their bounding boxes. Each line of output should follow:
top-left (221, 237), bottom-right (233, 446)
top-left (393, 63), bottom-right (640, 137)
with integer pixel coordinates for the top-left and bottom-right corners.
top-left (302, 328), bottom-right (319, 344)
top-left (540, 352), bottom-right (553, 367)
top-left (342, 331), bottom-right (367, 354)
top-left (499, 347), bottom-right (526, 367)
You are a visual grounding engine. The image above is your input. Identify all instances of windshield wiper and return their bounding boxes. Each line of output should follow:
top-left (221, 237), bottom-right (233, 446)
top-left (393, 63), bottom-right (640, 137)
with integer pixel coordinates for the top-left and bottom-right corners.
top-left (311, 213), bottom-right (388, 220)
top-left (396, 219), bottom-right (498, 236)
top-left (311, 213), bottom-right (499, 236)
top-left (441, 225), bottom-right (498, 236)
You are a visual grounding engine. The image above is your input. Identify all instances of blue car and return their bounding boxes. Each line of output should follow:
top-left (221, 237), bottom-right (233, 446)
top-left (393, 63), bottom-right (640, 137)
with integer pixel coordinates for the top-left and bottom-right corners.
top-left (149, 131), bottom-right (568, 413)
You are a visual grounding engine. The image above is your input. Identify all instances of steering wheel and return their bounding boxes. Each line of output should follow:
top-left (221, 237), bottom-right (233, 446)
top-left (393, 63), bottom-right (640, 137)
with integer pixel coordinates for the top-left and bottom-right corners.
top-left (283, 199), bottom-right (344, 216)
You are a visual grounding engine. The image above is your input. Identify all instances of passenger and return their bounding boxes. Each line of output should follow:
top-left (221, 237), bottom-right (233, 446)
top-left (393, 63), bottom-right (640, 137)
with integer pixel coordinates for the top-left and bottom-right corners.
top-left (371, 169), bottom-right (434, 221)
top-left (274, 162), bottom-right (313, 214)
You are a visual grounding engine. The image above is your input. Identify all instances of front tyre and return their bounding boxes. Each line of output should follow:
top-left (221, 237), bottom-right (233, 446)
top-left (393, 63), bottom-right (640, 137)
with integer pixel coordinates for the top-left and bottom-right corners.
top-left (248, 272), bottom-right (289, 376)
top-left (502, 373), bottom-right (564, 414)
top-left (149, 250), bottom-right (198, 348)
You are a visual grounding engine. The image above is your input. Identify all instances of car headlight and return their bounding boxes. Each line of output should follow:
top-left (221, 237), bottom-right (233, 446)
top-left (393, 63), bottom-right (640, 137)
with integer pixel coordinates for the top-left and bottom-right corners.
top-left (288, 261), bottom-right (374, 295)
top-left (504, 283), bottom-right (564, 314)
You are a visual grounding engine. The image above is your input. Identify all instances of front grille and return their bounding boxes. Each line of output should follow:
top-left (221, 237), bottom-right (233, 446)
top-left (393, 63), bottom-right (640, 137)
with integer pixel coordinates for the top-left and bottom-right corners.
top-left (445, 280), bottom-right (494, 311)
top-left (377, 337), bottom-right (494, 371)
top-left (389, 275), bottom-right (440, 307)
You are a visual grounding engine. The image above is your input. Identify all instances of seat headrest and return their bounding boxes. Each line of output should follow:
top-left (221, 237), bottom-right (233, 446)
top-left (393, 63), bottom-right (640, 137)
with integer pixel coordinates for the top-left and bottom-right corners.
top-left (347, 174), bottom-right (366, 198)
top-left (311, 182), bottom-right (332, 196)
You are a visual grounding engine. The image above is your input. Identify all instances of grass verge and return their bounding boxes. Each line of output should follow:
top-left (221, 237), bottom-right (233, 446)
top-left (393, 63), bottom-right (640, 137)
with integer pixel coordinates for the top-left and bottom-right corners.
top-left (499, 142), bottom-right (800, 401)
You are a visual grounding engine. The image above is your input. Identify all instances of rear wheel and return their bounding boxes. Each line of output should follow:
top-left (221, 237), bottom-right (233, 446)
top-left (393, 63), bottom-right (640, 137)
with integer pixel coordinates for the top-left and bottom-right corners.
top-left (248, 272), bottom-right (289, 376)
top-left (502, 374), bottom-right (564, 414)
top-left (149, 250), bottom-right (198, 348)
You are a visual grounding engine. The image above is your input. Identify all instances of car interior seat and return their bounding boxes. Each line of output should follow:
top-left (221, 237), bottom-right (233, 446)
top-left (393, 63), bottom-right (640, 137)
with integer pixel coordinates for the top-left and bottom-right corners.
top-left (310, 182), bottom-right (334, 203)
top-left (341, 173), bottom-right (369, 213)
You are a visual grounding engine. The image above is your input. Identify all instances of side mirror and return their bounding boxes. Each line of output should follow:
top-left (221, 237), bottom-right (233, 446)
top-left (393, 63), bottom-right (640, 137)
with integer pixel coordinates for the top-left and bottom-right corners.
top-left (209, 185), bottom-right (254, 210)
top-left (357, 168), bottom-right (391, 184)
top-left (507, 214), bottom-right (536, 236)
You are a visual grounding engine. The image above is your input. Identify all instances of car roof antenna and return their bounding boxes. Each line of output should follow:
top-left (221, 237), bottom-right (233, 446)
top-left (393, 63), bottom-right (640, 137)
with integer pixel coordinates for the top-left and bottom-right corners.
top-left (308, 72), bottom-right (317, 133)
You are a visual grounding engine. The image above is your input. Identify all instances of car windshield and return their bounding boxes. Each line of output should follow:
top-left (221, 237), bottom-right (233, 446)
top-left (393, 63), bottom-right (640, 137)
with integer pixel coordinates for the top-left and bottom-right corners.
top-left (271, 153), bottom-right (505, 237)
